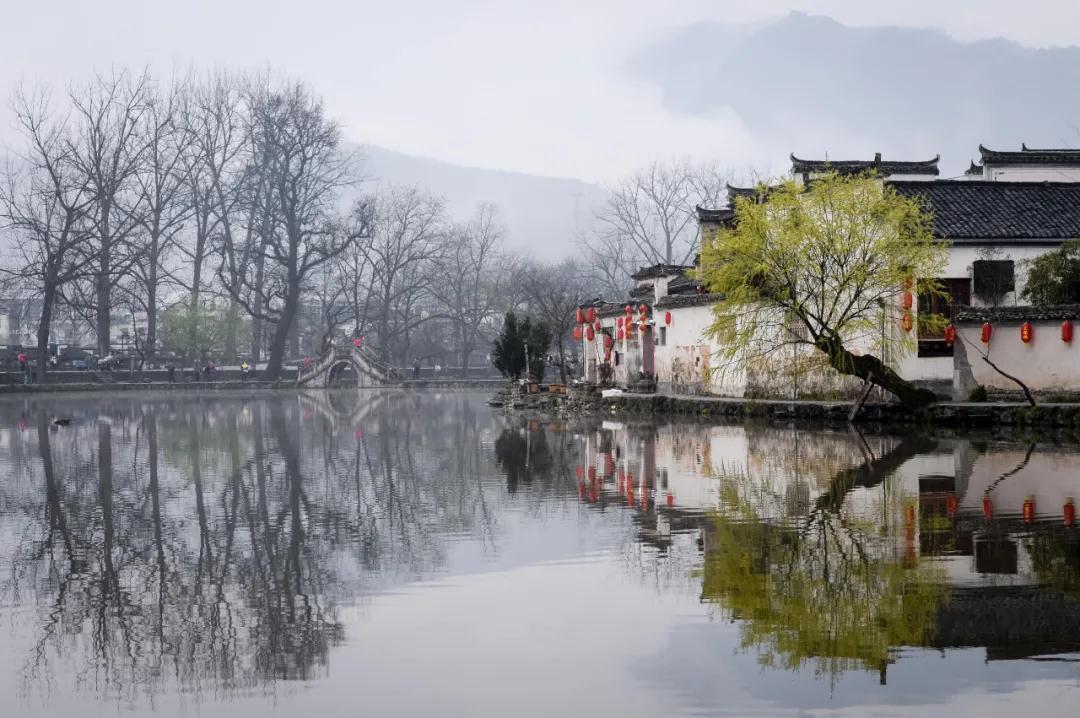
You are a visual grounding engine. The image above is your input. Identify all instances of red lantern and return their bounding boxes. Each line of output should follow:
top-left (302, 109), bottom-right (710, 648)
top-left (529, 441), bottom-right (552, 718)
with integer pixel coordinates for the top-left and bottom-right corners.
top-left (944, 325), bottom-right (956, 346)
top-left (903, 275), bottom-right (914, 291)
top-left (1020, 322), bottom-right (1033, 344)
top-left (1066, 498), bottom-right (1076, 527)
top-left (665, 311), bottom-right (672, 326)
top-left (666, 492), bottom-right (674, 507)
top-left (624, 304), bottom-right (633, 316)
top-left (1023, 496), bottom-right (1035, 523)
top-left (639, 320), bottom-right (647, 332)
top-left (593, 320), bottom-right (601, 331)
top-left (575, 308), bottom-right (584, 324)
top-left (585, 326), bottom-right (595, 341)
top-left (639, 304), bottom-right (648, 316)
top-left (572, 326), bottom-right (583, 341)
top-left (586, 307), bottom-right (596, 323)
top-left (901, 291), bottom-right (913, 310)
top-left (901, 311), bottom-right (913, 333)
top-left (603, 334), bottom-right (613, 349)
top-left (1063, 321), bottom-right (1074, 344)
top-left (982, 496), bottom-right (993, 519)
top-left (946, 494), bottom-right (957, 516)
top-left (617, 329), bottom-right (624, 341)
top-left (980, 322), bottom-right (992, 344)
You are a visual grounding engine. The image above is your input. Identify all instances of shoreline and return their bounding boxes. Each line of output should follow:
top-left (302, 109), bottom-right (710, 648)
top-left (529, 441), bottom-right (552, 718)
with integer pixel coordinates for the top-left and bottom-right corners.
top-left (0, 378), bottom-right (505, 396)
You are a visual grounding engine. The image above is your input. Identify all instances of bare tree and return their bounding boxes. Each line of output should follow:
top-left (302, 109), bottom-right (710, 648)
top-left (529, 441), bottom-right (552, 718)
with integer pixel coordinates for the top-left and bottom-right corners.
top-left (227, 80), bottom-right (369, 379)
top-left (430, 203), bottom-right (512, 376)
top-left (364, 185), bottom-right (447, 364)
top-left (585, 159), bottom-right (728, 286)
top-left (65, 70), bottom-right (151, 355)
top-left (0, 88), bottom-right (94, 380)
top-left (518, 259), bottom-right (597, 382)
top-left (128, 80), bottom-right (191, 363)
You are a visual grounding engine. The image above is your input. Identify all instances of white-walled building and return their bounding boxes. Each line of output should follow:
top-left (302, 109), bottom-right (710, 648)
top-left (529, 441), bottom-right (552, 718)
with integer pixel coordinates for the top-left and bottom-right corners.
top-left (578, 144), bottom-right (1080, 398)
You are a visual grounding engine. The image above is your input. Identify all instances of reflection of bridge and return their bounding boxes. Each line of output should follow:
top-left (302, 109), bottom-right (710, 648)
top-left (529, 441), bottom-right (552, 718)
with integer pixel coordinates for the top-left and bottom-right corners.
top-left (296, 343), bottom-right (398, 387)
top-left (298, 389), bottom-right (390, 431)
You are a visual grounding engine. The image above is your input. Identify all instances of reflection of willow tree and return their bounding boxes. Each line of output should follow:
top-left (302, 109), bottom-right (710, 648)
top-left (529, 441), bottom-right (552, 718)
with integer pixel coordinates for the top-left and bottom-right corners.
top-left (701, 435), bottom-right (947, 680)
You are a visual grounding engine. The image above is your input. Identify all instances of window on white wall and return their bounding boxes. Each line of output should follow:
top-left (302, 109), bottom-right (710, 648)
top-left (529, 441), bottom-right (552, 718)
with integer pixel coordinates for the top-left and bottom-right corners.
top-left (972, 260), bottom-right (1015, 306)
top-left (659, 327), bottom-right (667, 346)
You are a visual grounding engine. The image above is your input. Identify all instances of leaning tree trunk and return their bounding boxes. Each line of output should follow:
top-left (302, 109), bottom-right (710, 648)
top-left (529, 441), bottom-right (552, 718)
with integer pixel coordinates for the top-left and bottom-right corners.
top-left (816, 335), bottom-right (936, 410)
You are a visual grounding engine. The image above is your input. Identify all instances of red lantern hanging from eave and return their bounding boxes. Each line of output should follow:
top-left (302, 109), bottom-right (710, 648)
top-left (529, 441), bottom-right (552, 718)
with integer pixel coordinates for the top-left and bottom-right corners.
top-left (586, 306), bottom-right (596, 323)
top-left (575, 307), bottom-right (584, 324)
top-left (901, 311), bottom-right (913, 333)
top-left (572, 326), bottom-right (583, 341)
top-left (1063, 320), bottom-right (1074, 344)
top-left (1020, 321), bottom-right (1033, 344)
top-left (901, 291), bottom-right (913, 310)
top-left (664, 311), bottom-right (672, 326)
top-left (624, 304), bottom-right (633, 316)
top-left (944, 325), bottom-right (956, 346)
top-left (639, 303), bottom-right (648, 316)
top-left (980, 322), bottom-right (993, 344)
top-left (586, 326), bottom-right (595, 341)
top-left (1065, 498), bottom-right (1076, 527)
top-left (593, 320), bottom-right (601, 331)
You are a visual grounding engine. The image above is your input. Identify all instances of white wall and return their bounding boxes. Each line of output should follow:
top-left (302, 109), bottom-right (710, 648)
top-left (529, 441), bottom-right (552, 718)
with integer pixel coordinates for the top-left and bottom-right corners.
top-left (985, 166), bottom-right (1080, 182)
top-left (956, 318), bottom-right (1080, 393)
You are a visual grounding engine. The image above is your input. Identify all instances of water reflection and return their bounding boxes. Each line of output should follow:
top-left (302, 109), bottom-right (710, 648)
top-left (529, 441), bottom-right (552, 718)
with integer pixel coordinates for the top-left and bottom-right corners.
top-left (4, 393), bottom-right (1080, 715)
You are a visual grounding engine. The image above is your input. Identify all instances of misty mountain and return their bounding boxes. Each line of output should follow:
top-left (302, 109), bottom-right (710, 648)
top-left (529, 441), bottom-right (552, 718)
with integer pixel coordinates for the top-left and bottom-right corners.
top-left (631, 12), bottom-right (1080, 177)
top-left (359, 144), bottom-right (608, 259)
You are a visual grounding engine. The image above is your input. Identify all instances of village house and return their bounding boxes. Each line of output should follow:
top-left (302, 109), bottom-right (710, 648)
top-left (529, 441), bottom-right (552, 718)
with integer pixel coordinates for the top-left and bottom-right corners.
top-left (577, 144), bottom-right (1080, 399)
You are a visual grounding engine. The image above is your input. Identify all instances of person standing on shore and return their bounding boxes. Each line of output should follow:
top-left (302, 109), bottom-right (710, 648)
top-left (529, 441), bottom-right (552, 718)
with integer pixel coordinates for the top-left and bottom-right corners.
top-left (241, 360), bottom-right (250, 381)
top-left (167, 363), bottom-right (176, 383)
top-left (17, 351), bottom-right (29, 385)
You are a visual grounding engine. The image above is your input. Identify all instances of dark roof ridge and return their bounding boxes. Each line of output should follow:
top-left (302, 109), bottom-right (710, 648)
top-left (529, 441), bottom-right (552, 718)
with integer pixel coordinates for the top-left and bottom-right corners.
top-left (790, 152), bottom-right (941, 167)
top-left (889, 179), bottom-right (1080, 187)
top-left (979, 144), bottom-right (1080, 164)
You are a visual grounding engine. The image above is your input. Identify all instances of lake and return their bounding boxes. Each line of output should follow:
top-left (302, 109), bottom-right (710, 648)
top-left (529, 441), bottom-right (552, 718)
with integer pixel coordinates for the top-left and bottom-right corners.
top-left (1, 390), bottom-right (1079, 717)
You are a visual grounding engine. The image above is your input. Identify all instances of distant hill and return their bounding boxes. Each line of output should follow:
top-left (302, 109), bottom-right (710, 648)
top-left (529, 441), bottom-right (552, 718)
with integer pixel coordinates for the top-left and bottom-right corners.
top-left (629, 12), bottom-right (1080, 177)
top-left (359, 144), bottom-right (608, 259)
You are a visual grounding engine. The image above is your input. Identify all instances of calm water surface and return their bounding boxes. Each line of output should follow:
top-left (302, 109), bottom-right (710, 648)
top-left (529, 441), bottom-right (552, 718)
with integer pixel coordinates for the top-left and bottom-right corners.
top-left (2, 390), bottom-right (1080, 717)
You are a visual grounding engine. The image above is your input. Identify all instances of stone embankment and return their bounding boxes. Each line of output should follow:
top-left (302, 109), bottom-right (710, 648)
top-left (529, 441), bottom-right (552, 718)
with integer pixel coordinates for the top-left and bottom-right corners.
top-left (497, 383), bottom-right (1080, 429)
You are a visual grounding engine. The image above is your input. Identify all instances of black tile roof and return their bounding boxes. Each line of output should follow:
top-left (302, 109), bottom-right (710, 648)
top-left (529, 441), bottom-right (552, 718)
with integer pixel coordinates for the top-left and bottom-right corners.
top-left (965, 160), bottom-right (983, 176)
top-left (630, 264), bottom-right (693, 280)
top-left (979, 144), bottom-right (1080, 166)
top-left (791, 152), bottom-right (940, 177)
top-left (665, 274), bottom-right (702, 295)
top-left (655, 292), bottom-right (724, 309)
top-left (889, 180), bottom-right (1080, 243)
top-left (955, 304), bottom-right (1080, 323)
top-left (695, 206), bottom-right (735, 225)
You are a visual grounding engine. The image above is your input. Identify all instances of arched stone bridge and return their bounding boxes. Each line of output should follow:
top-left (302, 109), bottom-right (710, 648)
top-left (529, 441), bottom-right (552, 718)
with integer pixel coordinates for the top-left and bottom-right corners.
top-left (296, 343), bottom-right (398, 387)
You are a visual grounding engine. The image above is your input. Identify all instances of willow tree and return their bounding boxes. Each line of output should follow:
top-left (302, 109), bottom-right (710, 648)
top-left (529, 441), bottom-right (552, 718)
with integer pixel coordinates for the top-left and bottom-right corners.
top-left (699, 173), bottom-right (948, 409)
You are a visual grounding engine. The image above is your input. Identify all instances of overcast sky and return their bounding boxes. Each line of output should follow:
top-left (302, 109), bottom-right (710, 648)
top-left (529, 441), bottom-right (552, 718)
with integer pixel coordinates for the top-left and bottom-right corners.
top-left (1, 0), bottom-right (1077, 183)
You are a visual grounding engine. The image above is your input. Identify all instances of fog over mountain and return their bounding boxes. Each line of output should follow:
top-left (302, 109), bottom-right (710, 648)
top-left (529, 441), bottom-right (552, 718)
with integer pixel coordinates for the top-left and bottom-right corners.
top-left (360, 145), bottom-right (608, 259)
top-left (630, 12), bottom-right (1080, 177)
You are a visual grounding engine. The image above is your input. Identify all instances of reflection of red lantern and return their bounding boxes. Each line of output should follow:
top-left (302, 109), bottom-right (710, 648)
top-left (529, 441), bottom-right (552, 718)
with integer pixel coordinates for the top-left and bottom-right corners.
top-left (588, 466), bottom-right (597, 482)
top-left (1066, 498), bottom-right (1076, 527)
top-left (586, 307), bottom-right (596, 323)
top-left (586, 326), bottom-right (595, 341)
top-left (617, 329), bottom-right (624, 341)
top-left (944, 325), bottom-right (956, 346)
top-left (666, 492), bottom-right (674, 507)
top-left (1023, 496), bottom-right (1035, 523)
top-left (981, 322), bottom-right (992, 344)
top-left (946, 495), bottom-right (957, 516)
top-left (902, 291), bottom-right (913, 310)
top-left (603, 334), bottom-right (613, 349)
top-left (572, 326), bottom-right (583, 341)
top-left (664, 311), bottom-right (672, 326)
top-left (1020, 321), bottom-right (1033, 344)
top-left (575, 308), bottom-right (584, 324)
top-left (575, 465), bottom-right (584, 479)
top-left (1063, 321), bottom-right (1074, 344)
top-left (901, 311), bottom-right (913, 333)
top-left (982, 496), bottom-right (993, 519)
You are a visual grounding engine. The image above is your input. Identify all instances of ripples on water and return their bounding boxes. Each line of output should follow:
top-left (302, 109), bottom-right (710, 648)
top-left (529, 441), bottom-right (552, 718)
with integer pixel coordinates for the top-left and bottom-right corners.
top-left (1, 390), bottom-right (1080, 717)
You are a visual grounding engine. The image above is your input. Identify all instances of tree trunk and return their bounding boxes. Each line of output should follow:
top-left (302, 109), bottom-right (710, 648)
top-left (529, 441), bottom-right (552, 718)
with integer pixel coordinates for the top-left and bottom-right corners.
top-left (96, 241), bottom-right (111, 356)
top-left (146, 261), bottom-right (158, 364)
top-left (36, 285), bottom-right (55, 383)
top-left (224, 297), bottom-right (239, 361)
top-left (264, 288), bottom-right (300, 381)
top-left (815, 335), bottom-right (936, 410)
